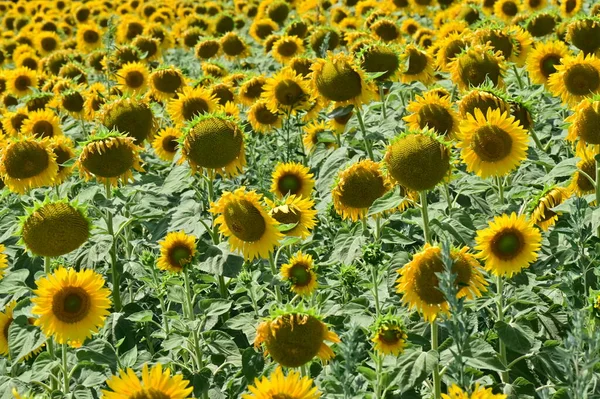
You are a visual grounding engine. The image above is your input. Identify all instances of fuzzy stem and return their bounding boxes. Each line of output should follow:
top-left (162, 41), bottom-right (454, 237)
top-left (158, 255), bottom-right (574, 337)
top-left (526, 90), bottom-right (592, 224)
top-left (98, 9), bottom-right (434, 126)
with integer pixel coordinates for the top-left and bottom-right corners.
top-left (62, 344), bottom-right (69, 394)
top-left (183, 266), bottom-right (203, 371)
top-left (269, 253), bottom-right (282, 303)
top-left (356, 108), bottom-right (375, 161)
top-left (497, 276), bottom-right (510, 383)
top-left (420, 191), bottom-right (432, 244)
top-left (431, 322), bottom-right (441, 399)
top-left (379, 85), bottom-right (387, 119)
top-left (44, 257), bottom-right (57, 391)
top-left (496, 176), bottom-right (505, 206)
top-left (512, 64), bottom-right (524, 90)
top-left (105, 184), bottom-right (122, 312)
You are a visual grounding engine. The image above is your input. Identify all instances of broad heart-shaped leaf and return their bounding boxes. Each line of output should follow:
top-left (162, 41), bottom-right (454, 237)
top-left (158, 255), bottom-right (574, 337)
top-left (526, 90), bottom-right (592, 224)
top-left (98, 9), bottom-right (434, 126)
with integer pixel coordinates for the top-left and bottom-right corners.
top-left (368, 186), bottom-right (404, 216)
top-left (197, 242), bottom-right (243, 278)
top-left (241, 347), bottom-right (264, 382)
top-left (0, 269), bottom-right (29, 295)
top-left (440, 337), bottom-right (505, 372)
top-left (76, 339), bottom-right (118, 371)
top-left (126, 310), bottom-right (154, 323)
top-left (8, 315), bottom-right (46, 363)
top-left (495, 321), bottom-right (536, 355)
top-left (393, 349), bottom-right (437, 391)
top-left (551, 388), bottom-right (570, 399)
top-left (330, 228), bottom-right (366, 265)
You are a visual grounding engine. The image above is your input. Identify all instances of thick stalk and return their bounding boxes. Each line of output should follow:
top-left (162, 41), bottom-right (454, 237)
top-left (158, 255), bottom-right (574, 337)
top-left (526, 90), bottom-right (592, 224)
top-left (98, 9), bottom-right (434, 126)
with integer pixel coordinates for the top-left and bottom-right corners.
top-left (379, 85), bottom-right (387, 119)
top-left (183, 267), bottom-right (203, 371)
top-left (420, 191), bottom-right (432, 244)
top-left (497, 276), bottom-right (510, 383)
top-left (512, 64), bottom-right (524, 90)
top-left (62, 344), bottom-right (69, 394)
top-left (44, 257), bottom-right (57, 391)
top-left (206, 174), bottom-right (227, 300)
top-left (371, 263), bottom-right (380, 317)
top-left (497, 177), bottom-right (505, 206)
top-left (356, 109), bottom-right (375, 161)
top-left (431, 323), bottom-right (441, 399)
top-left (596, 157), bottom-right (600, 211)
top-left (269, 253), bottom-right (282, 303)
top-left (375, 353), bottom-right (383, 399)
top-left (105, 184), bottom-right (122, 311)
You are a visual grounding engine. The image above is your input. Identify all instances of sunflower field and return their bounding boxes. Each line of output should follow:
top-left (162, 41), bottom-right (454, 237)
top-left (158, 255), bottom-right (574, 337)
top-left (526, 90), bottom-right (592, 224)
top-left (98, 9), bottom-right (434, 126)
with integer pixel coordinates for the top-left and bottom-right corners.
top-left (1, 0), bottom-right (600, 398)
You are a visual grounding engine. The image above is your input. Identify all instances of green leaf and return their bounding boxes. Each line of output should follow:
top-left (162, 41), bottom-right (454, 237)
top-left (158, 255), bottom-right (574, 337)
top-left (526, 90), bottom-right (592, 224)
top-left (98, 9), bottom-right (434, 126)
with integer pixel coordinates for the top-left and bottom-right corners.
top-left (368, 186), bottom-right (403, 216)
top-left (197, 243), bottom-right (243, 278)
top-left (357, 366), bottom-right (377, 382)
top-left (241, 347), bottom-right (264, 382)
top-left (76, 339), bottom-right (118, 371)
top-left (496, 321), bottom-right (535, 355)
top-left (8, 315), bottom-right (46, 363)
top-left (200, 299), bottom-right (232, 317)
top-left (551, 388), bottom-right (570, 399)
top-left (126, 310), bottom-right (154, 323)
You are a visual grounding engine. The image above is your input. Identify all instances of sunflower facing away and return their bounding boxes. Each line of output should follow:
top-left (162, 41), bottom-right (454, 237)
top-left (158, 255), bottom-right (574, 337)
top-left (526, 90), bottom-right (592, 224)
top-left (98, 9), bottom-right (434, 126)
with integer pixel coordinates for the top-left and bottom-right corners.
top-left (149, 66), bottom-right (186, 101)
top-left (548, 53), bottom-right (600, 107)
top-left (443, 384), bottom-right (507, 399)
top-left (211, 187), bottom-right (283, 260)
top-left (404, 91), bottom-right (460, 138)
top-left (243, 367), bottom-right (321, 399)
top-left (271, 162), bottom-right (315, 199)
top-left (157, 231), bottom-right (196, 273)
top-left (32, 267), bottom-right (111, 347)
top-left (254, 310), bottom-right (340, 367)
top-left (396, 244), bottom-right (487, 322)
top-left (152, 127), bottom-right (181, 162)
top-left (100, 97), bottom-right (156, 145)
top-left (267, 195), bottom-right (317, 238)
top-left (475, 213), bottom-right (542, 277)
top-left (332, 160), bottom-right (392, 221)
top-left (102, 363), bottom-right (193, 399)
top-left (530, 186), bottom-right (571, 231)
top-left (371, 315), bottom-right (408, 356)
top-left (280, 251), bottom-right (318, 296)
top-left (456, 108), bottom-right (528, 179)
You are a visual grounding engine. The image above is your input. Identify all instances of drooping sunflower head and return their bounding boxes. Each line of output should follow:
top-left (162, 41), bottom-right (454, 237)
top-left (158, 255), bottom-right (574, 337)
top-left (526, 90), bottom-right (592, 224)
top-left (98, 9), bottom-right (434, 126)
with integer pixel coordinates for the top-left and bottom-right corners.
top-left (167, 86), bottom-right (218, 127)
top-left (20, 109), bottom-right (62, 139)
top-left (49, 136), bottom-right (75, 185)
top-left (8, 66), bottom-right (38, 97)
top-left (157, 231), bottom-right (196, 273)
top-left (58, 62), bottom-right (87, 85)
top-left (396, 244), bottom-right (487, 322)
top-left (152, 127), bottom-right (181, 162)
top-left (19, 199), bottom-right (90, 257)
top-left (102, 363), bottom-right (193, 399)
top-left (100, 97), bottom-right (156, 145)
top-left (475, 212), bottom-right (542, 277)
top-left (195, 38), bottom-right (221, 60)
top-left (509, 98), bottom-right (534, 131)
top-left (385, 130), bottom-right (452, 192)
top-left (254, 308), bottom-right (340, 367)
top-left (450, 44), bottom-right (505, 91)
top-left (404, 91), bottom-right (460, 138)
top-left (242, 367), bottom-right (321, 399)
top-left (312, 52), bottom-right (376, 106)
top-left (210, 187), bottom-right (283, 260)
top-left (526, 12), bottom-right (560, 37)
top-left (181, 113), bottom-right (245, 177)
top-left (31, 267), bottom-right (111, 347)
top-left (309, 27), bottom-right (340, 54)
top-left (77, 131), bottom-right (144, 187)
top-left (548, 53), bottom-right (600, 107)
top-left (280, 251), bottom-right (318, 296)
top-left (458, 87), bottom-right (511, 118)
top-left (247, 100), bottom-right (282, 134)
top-left (261, 67), bottom-right (312, 114)
top-left (239, 75), bottom-right (267, 106)
top-left (457, 108), bottom-right (528, 178)
top-left (399, 44), bottom-right (435, 86)
top-left (332, 159), bottom-right (392, 221)
top-left (267, 195), bottom-right (318, 238)
top-left (271, 162), bottom-right (315, 199)
top-left (526, 40), bottom-right (571, 85)
top-left (25, 91), bottom-right (54, 112)
top-left (116, 62), bottom-right (149, 95)
top-left (357, 42), bottom-right (402, 83)
top-left (529, 186), bottom-right (571, 231)
top-left (567, 18), bottom-right (600, 56)
top-left (149, 66), bottom-right (186, 101)
top-left (569, 145), bottom-right (598, 197)
top-left (371, 315), bottom-right (408, 356)
top-left (0, 136), bottom-right (58, 194)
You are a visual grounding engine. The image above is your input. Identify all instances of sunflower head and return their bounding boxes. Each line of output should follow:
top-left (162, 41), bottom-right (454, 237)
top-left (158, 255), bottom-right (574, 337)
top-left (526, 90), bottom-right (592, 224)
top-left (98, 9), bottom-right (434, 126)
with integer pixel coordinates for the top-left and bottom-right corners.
top-left (280, 251), bottom-right (318, 296)
top-left (526, 40), bottom-right (571, 85)
top-left (247, 100), bottom-right (282, 134)
top-left (254, 308), bottom-right (340, 367)
top-left (450, 44), bottom-right (505, 91)
top-left (404, 91), bottom-right (460, 138)
top-left (271, 162), bottom-right (315, 199)
top-left (526, 12), bottom-right (559, 37)
top-left (371, 315), bottom-right (408, 356)
top-left (529, 186), bottom-right (571, 231)
top-left (262, 67), bottom-right (312, 114)
top-left (195, 38), bottom-right (221, 60)
top-left (242, 367), bottom-right (320, 399)
top-left (458, 87), bottom-right (511, 118)
top-left (102, 363), bottom-right (193, 399)
top-left (267, 194), bottom-right (318, 238)
top-left (220, 32), bottom-right (250, 59)
top-left (385, 130), bottom-right (451, 192)
top-left (570, 145), bottom-right (598, 196)
top-left (399, 44), bottom-right (435, 85)
top-left (100, 97), bottom-right (156, 145)
top-left (272, 35), bottom-right (305, 64)
top-left (149, 66), bottom-right (186, 101)
top-left (443, 384), bottom-right (507, 399)
top-left (8, 66), bottom-right (38, 97)
top-left (21, 109), bottom-right (61, 139)
top-left (548, 53), bottom-right (600, 107)
top-left (152, 127), bottom-right (181, 162)
top-left (116, 62), bottom-right (149, 95)
top-left (157, 231), bottom-right (196, 273)
top-left (357, 42), bottom-right (401, 82)
top-left (309, 27), bottom-right (340, 54)
top-left (167, 86), bottom-right (218, 126)
top-left (239, 75), bottom-right (267, 106)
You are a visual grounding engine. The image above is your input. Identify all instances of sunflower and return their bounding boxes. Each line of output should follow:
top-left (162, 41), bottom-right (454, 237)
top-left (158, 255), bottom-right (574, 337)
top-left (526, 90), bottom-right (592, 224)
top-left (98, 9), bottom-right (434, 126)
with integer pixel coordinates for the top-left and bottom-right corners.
top-left (0, 301), bottom-right (16, 356)
top-left (132, 35), bottom-right (162, 62)
top-left (157, 232), bottom-right (196, 273)
top-left (77, 132), bottom-right (144, 187)
top-left (210, 82), bottom-right (237, 107)
top-left (272, 35), bottom-right (305, 64)
top-left (116, 62), bottom-right (149, 95)
top-left (51, 89), bottom-right (86, 119)
top-left (254, 310), bottom-right (340, 367)
top-left (526, 40), bottom-right (571, 86)
top-left (493, 0), bottom-right (520, 22)
top-left (267, 195), bottom-right (317, 238)
top-left (280, 251), bottom-right (318, 296)
top-left (250, 18), bottom-right (279, 42)
top-left (102, 363), bottom-right (193, 399)
top-left (569, 145), bottom-right (597, 197)
top-left (210, 187), bottom-right (282, 260)
top-left (8, 67), bottom-right (37, 98)
top-left (443, 384), bottom-right (507, 399)
top-left (83, 82), bottom-right (108, 120)
top-left (167, 86), bottom-right (218, 127)
top-left (76, 24), bottom-right (103, 53)
top-left (152, 127), bottom-right (181, 162)
top-left (19, 200), bottom-right (90, 257)
top-left (247, 100), bottom-right (281, 134)
top-left (239, 76), bottom-right (266, 106)
top-left (526, 12), bottom-right (559, 37)
top-left (530, 186), bottom-right (571, 231)
top-left (2, 109), bottom-right (29, 137)
top-left (332, 160), bottom-right (392, 221)
top-left (567, 18), bottom-right (600, 56)
top-left (32, 267), bottom-right (111, 347)
top-left (271, 162), bottom-right (315, 199)
top-left (559, 0), bottom-right (582, 18)
top-left (548, 53), bottom-right (600, 107)
top-left (220, 32), bottom-right (250, 60)
top-left (385, 130), bottom-right (451, 192)
top-left (149, 66), bottom-right (186, 102)
top-left (399, 44), bottom-right (435, 86)
top-left (194, 38), bottom-right (220, 61)
top-left (48, 136), bottom-right (75, 185)
top-left (371, 315), bottom-right (408, 356)
top-left (565, 97), bottom-right (600, 150)
top-left (396, 244), bottom-right (487, 322)
top-left (328, 108), bottom-right (353, 135)
top-left (435, 33), bottom-right (471, 72)
top-left (357, 42), bottom-right (402, 83)
top-left (311, 52), bottom-right (375, 107)
top-left (100, 97), bottom-right (156, 145)
top-left (0, 244), bottom-right (7, 280)
top-left (20, 109), bottom-right (61, 139)
top-left (475, 213), bottom-right (542, 277)
top-left (458, 88), bottom-right (511, 118)
top-left (36, 31), bottom-right (61, 56)
top-left (404, 91), bottom-right (460, 138)
top-left (303, 120), bottom-right (337, 152)
top-left (262, 68), bottom-right (312, 114)
top-left (456, 108), bottom-right (528, 178)
top-left (0, 136), bottom-right (58, 194)
top-left (243, 367), bottom-right (321, 399)
top-left (450, 45), bottom-right (505, 91)
top-left (181, 114), bottom-right (245, 177)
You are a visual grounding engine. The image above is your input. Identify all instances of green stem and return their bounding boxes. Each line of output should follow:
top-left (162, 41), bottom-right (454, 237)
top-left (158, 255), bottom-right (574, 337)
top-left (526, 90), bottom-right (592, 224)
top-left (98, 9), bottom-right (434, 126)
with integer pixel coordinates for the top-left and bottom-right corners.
top-left (596, 157), bottom-right (600, 213)
top-left (269, 253), bottom-right (282, 303)
top-left (61, 344), bottom-right (69, 394)
top-left (375, 353), bottom-right (383, 399)
top-left (379, 85), bottom-right (387, 119)
top-left (497, 177), bottom-right (505, 206)
top-left (420, 191), bottom-right (432, 244)
top-left (443, 183), bottom-right (452, 217)
top-left (512, 64), bottom-right (523, 90)
top-left (183, 266), bottom-right (203, 371)
top-left (431, 322), bottom-right (441, 399)
top-left (356, 108), bottom-right (375, 161)
top-left (205, 174), bottom-right (228, 302)
top-left (45, 259), bottom-right (58, 391)
top-left (371, 263), bottom-right (380, 317)
top-left (529, 129), bottom-right (545, 153)
top-left (300, 364), bottom-right (308, 377)
top-left (497, 276), bottom-right (510, 384)
top-left (105, 184), bottom-right (122, 312)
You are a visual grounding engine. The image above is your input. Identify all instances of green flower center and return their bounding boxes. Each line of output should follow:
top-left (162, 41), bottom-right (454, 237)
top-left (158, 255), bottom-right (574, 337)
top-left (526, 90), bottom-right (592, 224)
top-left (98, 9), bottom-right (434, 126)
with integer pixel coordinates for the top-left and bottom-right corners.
top-left (491, 229), bottom-right (524, 260)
